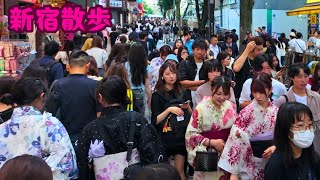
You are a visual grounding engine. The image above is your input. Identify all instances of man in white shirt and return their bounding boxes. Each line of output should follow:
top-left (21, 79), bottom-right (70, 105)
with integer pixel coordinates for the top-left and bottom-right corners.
top-left (239, 54), bottom-right (287, 109)
top-left (209, 35), bottom-right (221, 59)
top-left (288, 32), bottom-right (306, 63)
top-left (288, 32), bottom-right (306, 53)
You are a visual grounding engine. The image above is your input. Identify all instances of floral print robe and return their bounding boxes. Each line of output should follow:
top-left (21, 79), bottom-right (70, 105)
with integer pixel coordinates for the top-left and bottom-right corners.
top-left (185, 98), bottom-right (237, 167)
top-left (149, 57), bottom-right (164, 91)
top-left (0, 106), bottom-right (78, 179)
top-left (218, 100), bottom-right (278, 180)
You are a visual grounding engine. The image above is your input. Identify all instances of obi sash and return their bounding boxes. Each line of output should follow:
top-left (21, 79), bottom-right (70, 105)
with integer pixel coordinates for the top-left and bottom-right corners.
top-left (201, 128), bottom-right (231, 142)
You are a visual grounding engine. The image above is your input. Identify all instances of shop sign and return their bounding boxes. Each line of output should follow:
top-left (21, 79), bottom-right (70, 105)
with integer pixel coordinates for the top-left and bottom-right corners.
top-left (310, 14), bottom-right (317, 25)
top-left (110, 0), bottom-right (122, 8)
top-left (8, 5), bottom-right (112, 33)
top-left (99, 0), bottom-right (106, 7)
top-left (307, 0), bottom-right (320, 4)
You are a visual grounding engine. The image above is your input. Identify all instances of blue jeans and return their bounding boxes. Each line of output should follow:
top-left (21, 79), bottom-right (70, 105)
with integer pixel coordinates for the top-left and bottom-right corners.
top-left (132, 89), bottom-right (145, 116)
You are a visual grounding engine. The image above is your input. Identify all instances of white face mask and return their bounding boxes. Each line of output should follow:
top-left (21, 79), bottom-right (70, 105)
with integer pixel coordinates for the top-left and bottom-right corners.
top-left (290, 130), bottom-right (315, 149)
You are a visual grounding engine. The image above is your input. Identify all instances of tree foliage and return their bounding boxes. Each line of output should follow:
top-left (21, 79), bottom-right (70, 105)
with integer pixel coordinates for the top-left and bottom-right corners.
top-left (158, 0), bottom-right (174, 11)
top-left (142, 0), bottom-right (154, 14)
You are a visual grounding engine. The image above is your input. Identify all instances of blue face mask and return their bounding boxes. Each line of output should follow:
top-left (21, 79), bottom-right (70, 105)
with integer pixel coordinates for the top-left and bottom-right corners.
top-left (290, 130), bottom-right (315, 149)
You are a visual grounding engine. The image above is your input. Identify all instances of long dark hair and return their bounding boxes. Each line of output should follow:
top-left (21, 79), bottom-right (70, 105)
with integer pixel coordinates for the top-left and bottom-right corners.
top-left (155, 63), bottom-right (182, 96)
top-left (63, 40), bottom-right (75, 62)
top-left (274, 102), bottom-right (318, 168)
top-left (268, 53), bottom-right (281, 71)
top-left (106, 43), bottom-right (129, 67)
top-left (128, 43), bottom-right (147, 86)
top-left (173, 39), bottom-right (183, 54)
top-left (311, 63), bottom-right (320, 92)
top-left (177, 46), bottom-right (188, 63)
top-left (216, 51), bottom-right (230, 76)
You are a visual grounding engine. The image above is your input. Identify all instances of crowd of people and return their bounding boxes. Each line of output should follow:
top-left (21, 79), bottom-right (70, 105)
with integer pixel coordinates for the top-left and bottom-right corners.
top-left (1, 19), bottom-right (320, 180)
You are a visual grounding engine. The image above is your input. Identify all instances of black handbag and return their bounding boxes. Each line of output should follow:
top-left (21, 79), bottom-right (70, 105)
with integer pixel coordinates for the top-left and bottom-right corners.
top-left (250, 140), bottom-right (273, 158)
top-left (123, 111), bottom-right (143, 180)
top-left (194, 142), bottom-right (219, 172)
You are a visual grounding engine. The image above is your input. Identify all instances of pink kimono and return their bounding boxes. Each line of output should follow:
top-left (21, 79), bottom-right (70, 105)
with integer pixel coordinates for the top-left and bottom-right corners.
top-left (185, 99), bottom-right (237, 179)
top-left (218, 100), bottom-right (278, 180)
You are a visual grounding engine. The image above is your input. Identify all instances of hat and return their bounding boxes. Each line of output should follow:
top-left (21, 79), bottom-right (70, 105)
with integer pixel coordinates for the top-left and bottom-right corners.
top-left (165, 54), bottom-right (179, 64)
top-left (290, 32), bottom-right (296, 37)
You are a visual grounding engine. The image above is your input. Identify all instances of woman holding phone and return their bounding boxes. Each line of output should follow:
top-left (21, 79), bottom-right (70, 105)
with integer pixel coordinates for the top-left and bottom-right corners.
top-left (151, 63), bottom-right (192, 180)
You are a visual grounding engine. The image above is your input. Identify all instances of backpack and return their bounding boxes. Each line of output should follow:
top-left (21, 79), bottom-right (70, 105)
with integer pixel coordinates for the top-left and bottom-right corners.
top-left (164, 27), bottom-right (170, 34)
top-left (39, 61), bottom-right (59, 87)
top-left (154, 91), bottom-right (190, 142)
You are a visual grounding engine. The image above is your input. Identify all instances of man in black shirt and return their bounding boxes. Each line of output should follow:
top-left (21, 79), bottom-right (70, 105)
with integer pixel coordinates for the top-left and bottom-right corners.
top-left (109, 26), bottom-right (119, 47)
top-left (46, 51), bottom-right (100, 145)
top-left (233, 36), bottom-right (264, 99)
top-left (139, 31), bottom-right (149, 55)
top-left (179, 40), bottom-right (207, 106)
top-left (231, 29), bottom-right (239, 43)
top-left (173, 24), bottom-right (179, 40)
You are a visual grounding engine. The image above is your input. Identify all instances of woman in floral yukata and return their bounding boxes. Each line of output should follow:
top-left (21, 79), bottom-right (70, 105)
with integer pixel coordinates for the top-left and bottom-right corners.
top-left (185, 76), bottom-right (237, 180)
top-left (218, 73), bottom-right (279, 180)
top-left (76, 75), bottom-right (160, 180)
top-left (0, 77), bottom-right (78, 180)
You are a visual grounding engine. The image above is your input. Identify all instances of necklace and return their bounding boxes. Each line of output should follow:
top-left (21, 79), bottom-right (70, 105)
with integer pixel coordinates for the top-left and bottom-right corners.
top-left (247, 58), bottom-right (253, 69)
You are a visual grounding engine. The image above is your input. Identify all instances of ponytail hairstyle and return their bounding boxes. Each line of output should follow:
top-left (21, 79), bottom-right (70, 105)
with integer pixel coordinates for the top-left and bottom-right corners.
top-left (0, 77), bottom-right (16, 105)
top-left (97, 75), bottom-right (130, 107)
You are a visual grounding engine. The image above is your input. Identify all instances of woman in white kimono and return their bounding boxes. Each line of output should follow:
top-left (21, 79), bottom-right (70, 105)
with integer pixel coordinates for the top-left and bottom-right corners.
top-left (218, 73), bottom-right (279, 180)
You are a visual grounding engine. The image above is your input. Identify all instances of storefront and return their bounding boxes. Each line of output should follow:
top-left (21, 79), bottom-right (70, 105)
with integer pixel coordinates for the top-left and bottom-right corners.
top-left (286, 0), bottom-right (320, 32)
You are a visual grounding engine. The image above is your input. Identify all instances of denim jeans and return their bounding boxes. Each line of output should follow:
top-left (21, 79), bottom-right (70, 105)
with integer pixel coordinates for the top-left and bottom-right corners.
top-left (132, 89), bottom-right (145, 116)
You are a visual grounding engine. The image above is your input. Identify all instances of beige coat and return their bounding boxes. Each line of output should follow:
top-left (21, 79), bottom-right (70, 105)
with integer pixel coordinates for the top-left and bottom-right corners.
top-left (273, 87), bottom-right (320, 155)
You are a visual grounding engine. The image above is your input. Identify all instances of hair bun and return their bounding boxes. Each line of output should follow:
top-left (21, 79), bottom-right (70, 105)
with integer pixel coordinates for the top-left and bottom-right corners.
top-left (0, 93), bottom-right (15, 105)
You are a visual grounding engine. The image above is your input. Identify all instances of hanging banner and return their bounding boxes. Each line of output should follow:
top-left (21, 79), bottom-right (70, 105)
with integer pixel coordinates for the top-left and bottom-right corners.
top-left (8, 4), bottom-right (112, 33)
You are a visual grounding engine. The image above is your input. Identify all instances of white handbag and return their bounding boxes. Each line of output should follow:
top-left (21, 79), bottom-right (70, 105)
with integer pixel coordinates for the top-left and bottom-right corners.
top-left (93, 148), bottom-right (140, 180)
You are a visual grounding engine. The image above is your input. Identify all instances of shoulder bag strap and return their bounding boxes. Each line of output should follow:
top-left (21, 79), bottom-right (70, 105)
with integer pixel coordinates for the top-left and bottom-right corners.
top-left (294, 40), bottom-right (304, 52)
top-left (283, 94), bottom-right (288, 102)
top-left (126, 111), bottom-right (136, 162)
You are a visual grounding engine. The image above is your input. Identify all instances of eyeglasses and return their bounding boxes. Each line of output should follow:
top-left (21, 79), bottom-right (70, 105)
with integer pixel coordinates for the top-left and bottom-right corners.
top-left (291, 124), bottom-right (317, 132)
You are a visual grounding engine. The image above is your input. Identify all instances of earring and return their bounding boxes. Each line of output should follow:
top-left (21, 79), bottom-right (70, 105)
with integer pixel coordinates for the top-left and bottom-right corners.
top-left (161, 77), bottom-right (164, 80)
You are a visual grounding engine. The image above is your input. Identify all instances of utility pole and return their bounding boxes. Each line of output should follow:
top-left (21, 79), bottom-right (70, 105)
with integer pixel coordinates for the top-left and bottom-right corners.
top-left (220, 0), bottom-right (223, 28)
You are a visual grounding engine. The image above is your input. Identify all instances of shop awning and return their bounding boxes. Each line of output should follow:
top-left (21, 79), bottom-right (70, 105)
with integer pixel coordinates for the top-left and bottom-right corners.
top-left (19, 0), bottom-right (37, 3)
top-left (287, 3), bottom-right (320, 16)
